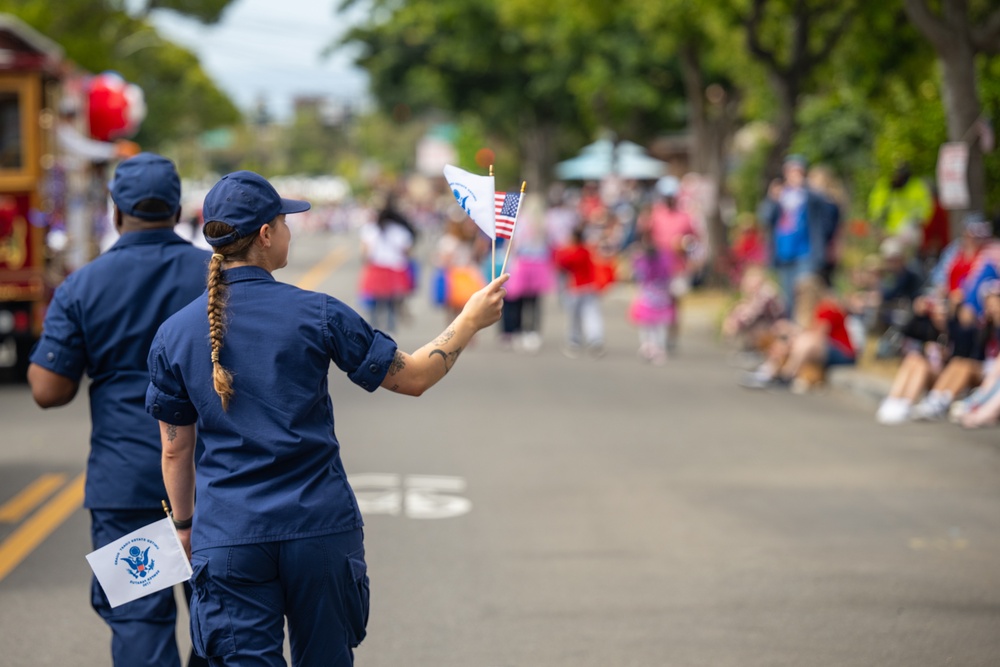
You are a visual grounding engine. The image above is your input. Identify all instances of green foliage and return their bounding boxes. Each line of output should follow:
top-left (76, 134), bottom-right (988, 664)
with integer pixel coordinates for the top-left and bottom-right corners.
top-left (284, 101), bottom-right (346, 176)
top-left (979, 54), bottom-right (1000, 216)
top-left (143, 0), bottom-right (232, 24)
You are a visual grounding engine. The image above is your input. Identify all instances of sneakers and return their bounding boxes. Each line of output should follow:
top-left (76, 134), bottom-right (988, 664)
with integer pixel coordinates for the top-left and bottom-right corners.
top-left (949, 398), bottom-right (974, 424)
top-left (911, 392), bottom-right (951, 421)
top-left (739, 370), bottom-right (786, 390)
top-left (520, 332), bottom-right (543, 353)
top-left (876, 397), bottom-right (911, 425)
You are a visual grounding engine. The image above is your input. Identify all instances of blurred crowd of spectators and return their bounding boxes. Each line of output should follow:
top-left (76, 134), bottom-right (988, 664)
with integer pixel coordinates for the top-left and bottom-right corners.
top-left (723, 155), bottom-right (1000, 429)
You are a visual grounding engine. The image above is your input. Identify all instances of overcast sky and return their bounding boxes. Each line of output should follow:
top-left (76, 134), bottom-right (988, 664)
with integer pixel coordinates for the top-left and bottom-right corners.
top-left (149, 0), bottom-right (370, 120)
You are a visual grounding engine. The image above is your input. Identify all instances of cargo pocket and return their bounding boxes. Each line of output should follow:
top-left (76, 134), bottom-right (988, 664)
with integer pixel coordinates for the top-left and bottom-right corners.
top-left (189, 557), bottom-right (237, 658)
top-left (343, 546), bottom-right (370, 648)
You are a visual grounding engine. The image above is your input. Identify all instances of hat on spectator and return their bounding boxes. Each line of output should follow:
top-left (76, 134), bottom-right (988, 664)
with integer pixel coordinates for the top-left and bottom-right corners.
top-left (783, 154), bottom-right (808, 170)
top-left (656, 175), bottom-right (680, 198)
top-left (202, 170), bottom-right (310, 247)
top-left (879, 236), bottom-right (905, 260)
top-left (109, 152), bottom-right (181, 221)
top-left (962, 211), bottom-right (992, 238)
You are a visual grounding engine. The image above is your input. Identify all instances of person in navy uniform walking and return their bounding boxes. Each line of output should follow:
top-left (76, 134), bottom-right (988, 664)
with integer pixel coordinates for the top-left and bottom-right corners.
top-left (28, 153), bottom-right (210, 667)
top-left (146, 171), bottom-right (507, 666)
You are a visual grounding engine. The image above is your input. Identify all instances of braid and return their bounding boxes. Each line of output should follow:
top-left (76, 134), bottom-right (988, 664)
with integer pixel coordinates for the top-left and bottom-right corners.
top-left (203, 221), bottom-right (258, 411)
top-left (207, 252), bottom-right (234, 410)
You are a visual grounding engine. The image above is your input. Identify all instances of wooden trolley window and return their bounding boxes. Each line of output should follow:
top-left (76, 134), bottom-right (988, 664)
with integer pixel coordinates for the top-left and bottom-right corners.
top-left (0, 74), bottom-right (40, 191)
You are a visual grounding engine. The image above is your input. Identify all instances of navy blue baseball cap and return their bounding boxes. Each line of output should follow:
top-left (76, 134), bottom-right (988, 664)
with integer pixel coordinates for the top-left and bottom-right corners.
top-left (202, 171), bottom-right (311, 247)
top-left (109, 152), bottom-right (181, 220)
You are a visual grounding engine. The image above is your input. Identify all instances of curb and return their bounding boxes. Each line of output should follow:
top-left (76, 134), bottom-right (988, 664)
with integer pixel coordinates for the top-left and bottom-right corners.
top-left (827, 367), bottom-right (893, 405)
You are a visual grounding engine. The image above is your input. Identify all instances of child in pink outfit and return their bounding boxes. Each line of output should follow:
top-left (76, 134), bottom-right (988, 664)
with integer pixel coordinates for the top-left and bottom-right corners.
top-left (629, 229), bottom-right (676, 364)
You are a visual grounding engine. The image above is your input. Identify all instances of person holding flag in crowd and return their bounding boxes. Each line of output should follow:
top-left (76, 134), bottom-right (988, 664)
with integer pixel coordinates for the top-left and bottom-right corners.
top-left (146, 170), bottom-right (508, 666)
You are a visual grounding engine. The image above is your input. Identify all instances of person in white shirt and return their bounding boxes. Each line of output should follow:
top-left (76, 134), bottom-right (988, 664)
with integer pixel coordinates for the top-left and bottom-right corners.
top-left (358, 204), bottom-right (415, 334)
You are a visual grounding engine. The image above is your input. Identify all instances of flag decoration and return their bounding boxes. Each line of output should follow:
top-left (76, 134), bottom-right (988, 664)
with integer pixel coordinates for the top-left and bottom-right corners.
top-left (443, 164), bottom-right (496, 239)
top-left (85, 517), bottom-right (192, 608)
top-left (493, 192), bottom-right (521, 240)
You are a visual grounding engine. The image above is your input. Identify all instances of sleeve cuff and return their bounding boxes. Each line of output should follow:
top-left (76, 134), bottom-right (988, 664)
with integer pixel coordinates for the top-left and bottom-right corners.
top-left (28, 337), bottom-right (85, 380)
top-left (347, 331), bottom-right (398, 392)
top-left (145, 383), bottom-right (198, 425)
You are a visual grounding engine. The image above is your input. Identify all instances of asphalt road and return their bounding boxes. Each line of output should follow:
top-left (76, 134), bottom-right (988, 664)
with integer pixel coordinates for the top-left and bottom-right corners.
top-left (1, 228), bottom-right (999, 666)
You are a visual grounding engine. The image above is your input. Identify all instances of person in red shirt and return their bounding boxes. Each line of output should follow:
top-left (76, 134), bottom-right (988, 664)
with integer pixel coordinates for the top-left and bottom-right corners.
top-left (921, 189), bottom-right (950, 264)
top-left (553, 226), bottom-right (605, 357)
top-left (741, 274), bottom-right (856, 390)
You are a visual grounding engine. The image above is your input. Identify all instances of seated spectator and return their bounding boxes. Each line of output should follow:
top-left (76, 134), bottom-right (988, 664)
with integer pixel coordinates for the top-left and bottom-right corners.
top-left (911, 286), bottom-right (1000, 420)
top-left (740, 274), bottom-right (856, 392)
top-left (876, 281), bottom-right (1000, 424)
top-left (877, 236), bottom-right (924, 326)
top-left (927, 212), bottom-right (998, 317)
top-left (721, 265), bottom-right (785, 356)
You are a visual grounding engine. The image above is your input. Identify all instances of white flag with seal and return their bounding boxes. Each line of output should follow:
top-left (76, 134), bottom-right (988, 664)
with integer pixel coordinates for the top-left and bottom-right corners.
top-left (444, 164), bottom-right (495, 239)
top-left (85, 517), bottom-right (192, 608)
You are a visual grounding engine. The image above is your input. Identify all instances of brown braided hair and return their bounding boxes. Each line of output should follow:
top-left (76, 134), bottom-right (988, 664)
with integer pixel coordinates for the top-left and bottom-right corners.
top-left (204, 221), bottom-right (258, 410)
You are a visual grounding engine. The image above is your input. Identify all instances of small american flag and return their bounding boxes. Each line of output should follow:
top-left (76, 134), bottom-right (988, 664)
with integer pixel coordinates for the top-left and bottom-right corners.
top-left (494, 192), bottom-right (521, 239)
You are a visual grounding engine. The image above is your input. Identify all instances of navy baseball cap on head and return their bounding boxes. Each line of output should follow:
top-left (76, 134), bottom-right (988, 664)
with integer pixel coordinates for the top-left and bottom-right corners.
top-left (109, 152), bottom-right (181, 220)
top-left (202, 171), bottom-right (311, 247)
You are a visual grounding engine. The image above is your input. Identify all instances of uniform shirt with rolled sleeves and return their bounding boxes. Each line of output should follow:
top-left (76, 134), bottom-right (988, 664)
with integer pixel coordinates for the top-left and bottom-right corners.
top-left (28, 229), bottom-right (211, 509)
top-left (146, 266), bottom-right (398, 551)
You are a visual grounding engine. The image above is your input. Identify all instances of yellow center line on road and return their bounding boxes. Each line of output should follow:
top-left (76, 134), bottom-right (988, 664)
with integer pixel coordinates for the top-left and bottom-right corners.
top-left (0, 473), bottom-right (68, 523)
top-left (295, 245), bottom-right (350, 291)
top-left (0, 473), bottom-right (85, 582)
top-left (0, 244), bottom-right (352, 585)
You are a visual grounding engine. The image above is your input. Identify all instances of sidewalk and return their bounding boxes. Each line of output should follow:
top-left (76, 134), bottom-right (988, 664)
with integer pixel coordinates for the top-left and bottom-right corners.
top-left (683, 287), bottom-right (896, 405)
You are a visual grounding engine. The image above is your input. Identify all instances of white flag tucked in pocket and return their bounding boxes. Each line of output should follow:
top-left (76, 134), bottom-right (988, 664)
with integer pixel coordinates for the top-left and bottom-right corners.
top-left (85, 517), bottom-right (192, 608)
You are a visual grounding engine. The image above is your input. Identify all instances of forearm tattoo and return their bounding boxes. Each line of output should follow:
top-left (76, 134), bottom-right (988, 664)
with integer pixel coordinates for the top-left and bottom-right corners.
top-left (166, 424), bottom-right (178, 443)
top-left (429, 347), bottom-right (463, 373)
top-left (432, 327), bottom-right (456, 346)
top-left (388, 350), bottom-right (406, 376)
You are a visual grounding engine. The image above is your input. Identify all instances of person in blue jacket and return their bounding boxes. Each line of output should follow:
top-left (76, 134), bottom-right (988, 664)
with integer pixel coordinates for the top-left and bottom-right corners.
top-left (145, 171), bottom-right (507, 666)
top-left (27, 153), bottom-right (210, 667)
top-left (759, 155), bottom-right (840, 316)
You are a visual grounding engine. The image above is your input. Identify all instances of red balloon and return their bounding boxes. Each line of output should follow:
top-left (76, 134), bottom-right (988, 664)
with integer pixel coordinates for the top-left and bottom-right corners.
top-left (87, 72), bottom-right (146, 141)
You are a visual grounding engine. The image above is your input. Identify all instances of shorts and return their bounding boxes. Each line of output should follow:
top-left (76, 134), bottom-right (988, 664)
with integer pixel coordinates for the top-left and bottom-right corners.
top-left (826, 343), bottom-right (856, 367)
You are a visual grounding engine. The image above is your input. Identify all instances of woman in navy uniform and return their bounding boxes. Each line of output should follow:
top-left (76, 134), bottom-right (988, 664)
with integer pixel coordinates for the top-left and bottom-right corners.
top-left (146, 171), bottom-right (507, 666)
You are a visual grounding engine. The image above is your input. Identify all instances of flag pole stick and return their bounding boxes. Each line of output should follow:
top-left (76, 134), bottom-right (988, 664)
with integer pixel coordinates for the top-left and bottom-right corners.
top-left (499, 181), bottom-right (527, 276)
top-left (489, 164), bottom-right (495, 282)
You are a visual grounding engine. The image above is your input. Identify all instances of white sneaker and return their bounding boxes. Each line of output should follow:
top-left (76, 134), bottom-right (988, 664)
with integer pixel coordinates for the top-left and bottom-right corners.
top-left (876, 398), bottom-right (911, 425)
top-left (521, 332), bottom-right (542, 353)
top-left (949, 399), bottom-right (973, 424)
top-left (911, 398), bottom-right (947, 421)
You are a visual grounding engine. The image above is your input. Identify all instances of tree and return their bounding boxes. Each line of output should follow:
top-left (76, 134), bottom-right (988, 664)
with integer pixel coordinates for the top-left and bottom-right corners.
top-left (741, 0), bottom-right (861, 184)
top-left (625, 0), bottom-right (747, 274)
top-left (902, 0), bottom-right (1000, 214)
top-left (340, 0), bottom-right (586, 189)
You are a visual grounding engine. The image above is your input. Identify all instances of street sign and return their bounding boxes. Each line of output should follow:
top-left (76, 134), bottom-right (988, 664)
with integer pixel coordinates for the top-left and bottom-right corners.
top-left (936, 141), bottom-right (970, 210)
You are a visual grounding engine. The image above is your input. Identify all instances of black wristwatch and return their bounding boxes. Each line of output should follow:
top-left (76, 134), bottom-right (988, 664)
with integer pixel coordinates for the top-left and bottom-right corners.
top-left (170, 514), bottom-right (193, 530)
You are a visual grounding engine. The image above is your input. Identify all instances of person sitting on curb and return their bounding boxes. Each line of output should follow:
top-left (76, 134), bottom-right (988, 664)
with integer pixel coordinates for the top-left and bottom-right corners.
top-left (721, 265), bottom-right (785, 364)
top-left (910, 285), bottom-right (1000, 421)
top-left (740, 273), bottom-right (856, 392)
